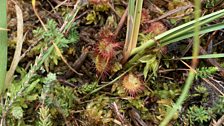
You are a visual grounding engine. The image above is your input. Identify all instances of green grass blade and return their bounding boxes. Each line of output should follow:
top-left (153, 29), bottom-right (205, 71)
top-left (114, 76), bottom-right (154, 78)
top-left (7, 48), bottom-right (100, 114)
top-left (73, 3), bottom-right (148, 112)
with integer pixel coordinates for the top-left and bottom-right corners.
top-left (181, 53), bottom-right (224, 59)
top-left (130, 0), bottom-right (143, 50)
top-left (122, 0), bottom-right (135, 62)
top-left (160, 0), bottom-right (201, 125)
top-left (160, 71), bottom-right (196, 126)
top-left (161, 11), bottom-right (224, 42)
top-left (126, 0), bottom-right (135, 43)
top-left (156, 9), bottom-right (224, 41)
top-left (123, 0), bottom-right (143, 63)
top-left (161, 22), bottom-right (224, 46)
top-left (0, 0), bottom-right (7, 95)
top-left (131, 9), bottom-right (224, 56)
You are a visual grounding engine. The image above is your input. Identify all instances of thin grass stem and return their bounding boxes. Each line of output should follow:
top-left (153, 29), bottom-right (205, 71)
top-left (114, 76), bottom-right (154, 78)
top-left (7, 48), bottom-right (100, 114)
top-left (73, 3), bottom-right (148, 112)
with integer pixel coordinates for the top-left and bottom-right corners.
top-left (160, 0), bottom-right (201, 125)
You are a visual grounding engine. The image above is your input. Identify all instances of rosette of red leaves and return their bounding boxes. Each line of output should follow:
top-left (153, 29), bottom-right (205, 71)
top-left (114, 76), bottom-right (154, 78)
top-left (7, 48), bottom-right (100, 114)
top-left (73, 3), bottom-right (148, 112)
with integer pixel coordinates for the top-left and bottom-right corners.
top-left (96, 38), bottom-right (120, 60)
top-left (94, 34), bottom-right (120, 77)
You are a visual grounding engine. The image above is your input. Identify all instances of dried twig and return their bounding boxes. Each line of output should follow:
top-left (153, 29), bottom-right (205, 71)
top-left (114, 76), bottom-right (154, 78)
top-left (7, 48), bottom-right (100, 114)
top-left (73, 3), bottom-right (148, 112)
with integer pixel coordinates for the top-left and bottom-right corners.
top-left (128, 108), bottom-right (147, 126)
top-left (110, 102), bottom-right (131, 126)
top-left (211, 114), bottom-right (224, 126)
top-left (57, 79), bottom-right (76, 87)
top-left (63, 47), bottom-right (90, 78)
top-left (108, 2), bottom-right (120, 17)
top-left (145, 4), bottom-right (193, 24)
top-left (114, 7), bottom-right (128, 38)
top-left (52, 42), bottom-right (83, 76)
top-left (20, 37), bottom-right (40, 60)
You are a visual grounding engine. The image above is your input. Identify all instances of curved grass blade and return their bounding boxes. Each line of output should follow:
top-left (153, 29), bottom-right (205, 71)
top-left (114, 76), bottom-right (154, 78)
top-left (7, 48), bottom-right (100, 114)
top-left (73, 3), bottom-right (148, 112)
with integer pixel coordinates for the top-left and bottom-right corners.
top-left (131, 9), bottom-right (224, 56)
top-left (161, 22), bottom-right (224, 46)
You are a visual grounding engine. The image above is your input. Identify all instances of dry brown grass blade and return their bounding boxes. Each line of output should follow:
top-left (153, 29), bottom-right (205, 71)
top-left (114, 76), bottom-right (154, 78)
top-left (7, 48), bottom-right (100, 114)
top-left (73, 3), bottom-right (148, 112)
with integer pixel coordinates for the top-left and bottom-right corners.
top-left (110, 102), bottom-right (131, 126)
top-left (146, 4), bottom-right (193, 24)
top-left (32, 0), bottom-right (47, 31)
top-left (5, 4), bottom-right (24, 88)
top-left (210, 115), bottom-right (224, 126)
top-left (63, 47), bottom-right (89, 79)
top-left (52, 42), bottom-right (83, 76)
top-left (114, 7), bottom-right (128, 38)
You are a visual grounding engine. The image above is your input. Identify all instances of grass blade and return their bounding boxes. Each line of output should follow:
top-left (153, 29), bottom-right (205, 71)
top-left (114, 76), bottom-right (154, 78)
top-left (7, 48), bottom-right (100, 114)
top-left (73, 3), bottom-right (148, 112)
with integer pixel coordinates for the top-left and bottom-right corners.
top-left (0, 0), bottom-right (7, 95)
top-left (160, 0), bottom-right (201, 125)
top-left (123, 0), bottom-right (143, 63)
top-left (5, 5), bottom-right (24, 88)
top-left (131, 9), bottom-right (224, 56)
top-left (181, 53), bottom-right (224, 59)
top-left (161, 22), bottom-right (224, 46)
top-left (156, 9), bottom-right (224, 41)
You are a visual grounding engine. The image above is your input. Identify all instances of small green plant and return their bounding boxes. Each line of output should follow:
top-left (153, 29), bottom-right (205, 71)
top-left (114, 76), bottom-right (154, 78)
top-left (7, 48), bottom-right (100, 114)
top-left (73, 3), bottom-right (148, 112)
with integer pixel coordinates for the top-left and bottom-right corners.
top-left (192, 85), bottom-right (209, 103)
top-left (195, 85), bottom-right (208, 96)
top-left (78, 82), bottom-right (99, 94)
top-left (2, 67), bottom-right (40, 125)
top-left (38, 106), bottom-right (53, 126)
top-left (195, 67), bottom-right (218, 79)
top-left (33, 19), bottom-right (79, 66)
top-left (1, 6), bottom-right (81, 123)
top-left (39, 73), bottom-right (77, 119)
top-left (205, 0), bottom-right (223, 8)
top-left (139, 54), bottom-right (160, 79)
top-left (86, 0), bottom-right (110, 25)
top-left (85, 96), bottom-right (113, 125)
top-left (211, 96), bottom-right (224, 118)
top-left (11, 106), bottom-right (23, 120)
top-left (194, 85), bottom-right (208, 94)
top-left (187, 105), bottom-right (210, 125)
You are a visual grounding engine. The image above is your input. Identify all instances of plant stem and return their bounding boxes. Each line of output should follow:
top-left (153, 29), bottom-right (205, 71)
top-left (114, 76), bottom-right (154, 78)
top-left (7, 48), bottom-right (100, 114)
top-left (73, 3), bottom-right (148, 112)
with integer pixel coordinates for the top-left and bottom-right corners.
top-left (122, 0), bottom-right (135, 63)
top-left (192, 0), bottom-right (201, 68)
top-left (130, 0), bottom-right (143, 50)
top-left (0, 0), bottom-right (7, 95)
top-left (160, 1), bottom-right (201, 125)
top-left (122, 0), bottom-right (143, 63)
top-left (159, 71), bottom-right (195, 126)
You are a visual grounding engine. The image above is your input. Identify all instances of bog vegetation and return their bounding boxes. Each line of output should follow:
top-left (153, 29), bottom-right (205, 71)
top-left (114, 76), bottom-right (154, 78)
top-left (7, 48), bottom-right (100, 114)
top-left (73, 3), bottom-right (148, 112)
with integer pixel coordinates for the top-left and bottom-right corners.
top-left (0, 0), bottom-right (224, 126)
